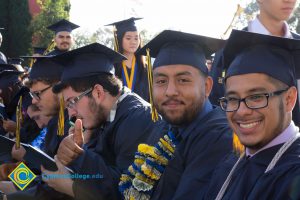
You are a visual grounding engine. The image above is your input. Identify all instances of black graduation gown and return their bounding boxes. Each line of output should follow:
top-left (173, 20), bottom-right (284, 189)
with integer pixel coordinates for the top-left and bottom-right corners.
top-left (148, 101), bottom-right (233, 200)
top-left (69, 93), bottom-right (158, 200)
top-left (205, 138), bottom-right (300, 200)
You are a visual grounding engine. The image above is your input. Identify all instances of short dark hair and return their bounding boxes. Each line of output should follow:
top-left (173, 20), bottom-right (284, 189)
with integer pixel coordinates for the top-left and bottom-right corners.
top-left (55, 74), bottom-right (122, 97)
top-left (24, 77), bottom-right (60, 88)
top-left (267, 75), bottom-right (289, 89)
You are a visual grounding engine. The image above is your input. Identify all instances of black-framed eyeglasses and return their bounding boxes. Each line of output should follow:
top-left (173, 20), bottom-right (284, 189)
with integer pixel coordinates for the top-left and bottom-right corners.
top-left (219, 88), bottom-right (289, 112)
top-left (29, 85), bottom-right (52, 100)
top-left (66, 88), bottom-right (93, 110)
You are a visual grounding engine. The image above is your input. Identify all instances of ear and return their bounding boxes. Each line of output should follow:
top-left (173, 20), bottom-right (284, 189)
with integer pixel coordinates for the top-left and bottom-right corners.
top-left (284, 86), bottom-right (297, 113)
top-left (92, 84), bottom-right (105, 103)
top-left (205, 76), bottom-right (213, 98)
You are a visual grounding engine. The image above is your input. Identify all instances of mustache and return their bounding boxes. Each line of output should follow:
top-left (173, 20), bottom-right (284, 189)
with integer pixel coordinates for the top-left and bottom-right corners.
top-left (162, 98), bottom-right (184, 105)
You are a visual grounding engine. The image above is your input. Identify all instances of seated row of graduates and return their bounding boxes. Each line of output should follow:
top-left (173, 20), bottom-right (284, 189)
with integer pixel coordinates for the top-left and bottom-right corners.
top-left (1, 24), bottom-right (300, 200)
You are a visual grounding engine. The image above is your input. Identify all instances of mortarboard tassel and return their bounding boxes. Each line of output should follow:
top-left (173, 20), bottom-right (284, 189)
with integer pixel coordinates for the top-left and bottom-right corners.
top-left (233, 132), bottom-right (244, 155)
top-left (57, 95), bottom-right (65, 136)
top-left (113, 26), bottom-right (119, 52)
top-left (43, 39), bottom-right (56, 55)
top-left (15, 96), bottom-right (23, 149)
top-left (29, 58), bottom-right (35, 68)
top-left (146, 48), bottom-right (159, 122)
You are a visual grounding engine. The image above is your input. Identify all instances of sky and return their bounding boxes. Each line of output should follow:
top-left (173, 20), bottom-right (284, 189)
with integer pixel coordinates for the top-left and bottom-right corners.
top-left (69, 0), bottom-right (251, 39)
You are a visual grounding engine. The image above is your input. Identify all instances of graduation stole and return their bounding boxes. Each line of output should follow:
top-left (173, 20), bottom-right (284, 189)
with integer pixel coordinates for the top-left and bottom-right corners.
top-left (119, 128), bottom-right (180, 200)
top-left (122, 56), bottom-right (137, 91)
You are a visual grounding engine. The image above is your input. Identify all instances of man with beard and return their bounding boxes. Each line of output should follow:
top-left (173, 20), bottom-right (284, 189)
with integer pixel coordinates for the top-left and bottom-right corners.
top-left (119, 30), bottom-right (233, 200)
top-left (46, 19), bottom-right (79, 56)
top-left (205, 30), bottom-right (300, 200)
top-left (40, 43), bottom-right (158, 200)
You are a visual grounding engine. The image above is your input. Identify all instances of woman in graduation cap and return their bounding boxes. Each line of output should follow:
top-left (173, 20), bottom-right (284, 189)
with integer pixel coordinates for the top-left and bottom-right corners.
top-left (107, 17), bottom-right (150, 101)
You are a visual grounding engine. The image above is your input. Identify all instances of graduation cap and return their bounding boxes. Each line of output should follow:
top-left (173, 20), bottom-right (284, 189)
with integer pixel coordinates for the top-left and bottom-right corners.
top-left (52, 42), bottom-right (126, 93)
top-left (21, 56), bottom-right (64, 80)
top-left (138, 30), bottom-right (226, 75)
top-left (223, 29), bottom-right (300, 87)
top-left (106, 17), bottom-right (142, 34)
top-left (0, 70), bottom-right (22, 88)
top-left (47, 19), bottom-right (79, 34)
top-left (33, 47), bottom-right (47, 55)
top-left (106, 17), bottom-right (142, 51)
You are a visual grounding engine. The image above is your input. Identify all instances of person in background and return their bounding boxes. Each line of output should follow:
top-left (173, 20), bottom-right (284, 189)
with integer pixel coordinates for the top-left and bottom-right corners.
top-left (46, 19), bottom-right (79, 56)
top-left (209, 0), bottom-right (300, 126)
top-left (106, 17), bottom-right (149, 101)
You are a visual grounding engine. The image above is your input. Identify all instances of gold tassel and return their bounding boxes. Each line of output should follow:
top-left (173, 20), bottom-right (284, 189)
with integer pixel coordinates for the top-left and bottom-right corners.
top-left (15, 96), bottom-right (23, 149)
top-left (221, 4), bottom-right (244, 39)
top-left (57, 95), bottom-right (65, 136)
top-left (146, 48), bottom-right (159, 122)
top-left (113, 26), bottom-right (119, 52)
top-left (28, 58), bottom-right (35, 68)
top-left (43, 39), bottom-right (56, 55)
top-left (233, 132), bottom-right (244, 155)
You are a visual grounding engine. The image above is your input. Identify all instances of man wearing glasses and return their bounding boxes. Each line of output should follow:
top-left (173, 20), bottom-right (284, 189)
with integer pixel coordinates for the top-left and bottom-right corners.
top-left (39, 43), bottom-right (157, 200)
top-left (205, 30), bottom-right (300, 200)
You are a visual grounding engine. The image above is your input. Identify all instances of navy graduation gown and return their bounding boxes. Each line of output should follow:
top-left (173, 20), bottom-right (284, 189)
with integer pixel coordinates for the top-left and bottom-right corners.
top-left (149, 101), bottom-right (233, 200)
top-left (46, 47), bottom-right (68, 56)
top-left (70, 93), bottom-right (158, 200)
top-left (205, 138), bottom-right (300, 200)
top-left (115, 62), bottom-right (150, 102)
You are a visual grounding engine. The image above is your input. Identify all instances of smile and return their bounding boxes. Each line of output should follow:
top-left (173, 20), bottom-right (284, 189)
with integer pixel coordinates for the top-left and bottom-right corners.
top-left (238, 120), bottom-right (261, 129)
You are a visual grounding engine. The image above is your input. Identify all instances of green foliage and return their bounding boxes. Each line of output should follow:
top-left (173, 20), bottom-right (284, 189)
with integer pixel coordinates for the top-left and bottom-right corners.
top-left (73, 27), bottom-right (114, 49)
top-left (30, 0), bottom-right (71, 47)
top-left (0, 0), bottom-right (32, 57)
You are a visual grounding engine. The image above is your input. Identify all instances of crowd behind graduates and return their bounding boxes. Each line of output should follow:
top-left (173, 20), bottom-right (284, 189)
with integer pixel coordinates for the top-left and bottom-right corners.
top-left (0, 0), bottom-right (300, 199)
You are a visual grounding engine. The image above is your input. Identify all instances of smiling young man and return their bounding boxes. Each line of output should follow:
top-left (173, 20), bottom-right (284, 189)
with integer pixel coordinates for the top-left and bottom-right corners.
top-left (119, 30), bottom-right (232, 200)
top-left (209, 0), bottom-right (300, 126)
top-left (46, 19), bottom-right (79, 56)
top-left (205, 30), bottom-right (300, 200)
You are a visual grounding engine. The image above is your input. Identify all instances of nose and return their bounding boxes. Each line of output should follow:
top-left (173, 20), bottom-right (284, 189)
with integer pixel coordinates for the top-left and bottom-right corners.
top-left (236, 101), bottom-right (253, 116)
top-left (31, 97), bottom-right (38, 105)
top-left (67, 107), bottom-right (77, 118)
top-left (165, 80), bottom-right (179, 97)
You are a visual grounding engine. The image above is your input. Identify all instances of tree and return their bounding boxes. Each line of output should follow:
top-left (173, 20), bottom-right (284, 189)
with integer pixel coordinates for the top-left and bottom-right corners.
top-left (0, 0), bottom-right (32, 58)
top-left (30, 0), bottom-right (70, 48)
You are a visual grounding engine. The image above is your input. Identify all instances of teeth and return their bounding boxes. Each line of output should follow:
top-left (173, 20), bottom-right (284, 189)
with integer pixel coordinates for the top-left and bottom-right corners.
top-left (239, 121), bottom-right (260, 129)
